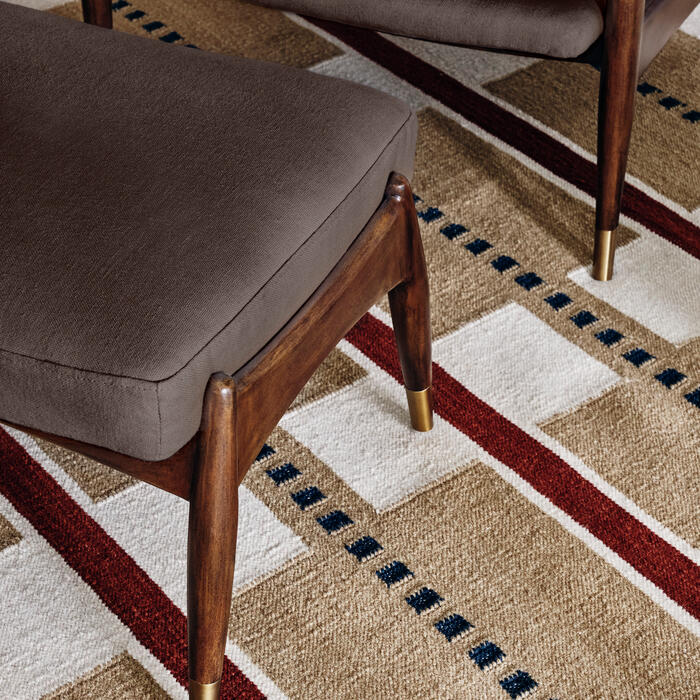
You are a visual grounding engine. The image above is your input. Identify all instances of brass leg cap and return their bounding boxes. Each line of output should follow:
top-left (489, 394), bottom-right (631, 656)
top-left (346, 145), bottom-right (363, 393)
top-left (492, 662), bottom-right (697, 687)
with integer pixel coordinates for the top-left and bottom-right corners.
top-left (592, 228), bottom-right (616, 281)
top-left (189, 679), bottom-right (221, 700)
top-left (405, 387), bottom-right (433, 432)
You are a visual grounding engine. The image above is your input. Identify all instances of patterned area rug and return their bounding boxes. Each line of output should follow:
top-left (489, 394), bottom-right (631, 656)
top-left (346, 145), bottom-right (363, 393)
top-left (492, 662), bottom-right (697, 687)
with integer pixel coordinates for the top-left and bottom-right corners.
top-left (2, 1), bottom-right (699, 698)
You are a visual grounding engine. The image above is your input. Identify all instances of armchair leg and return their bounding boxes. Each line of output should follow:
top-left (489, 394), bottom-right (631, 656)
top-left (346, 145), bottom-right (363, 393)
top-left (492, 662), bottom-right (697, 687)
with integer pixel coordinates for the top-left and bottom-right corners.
top-left (594, 0), bottom-right (644, 281)
top-left (187, 374), bottom-right (239, 700)
top-left (81, 0), bottom-right (113, 28)
top-left (387, 178), bottom-right (433, 432)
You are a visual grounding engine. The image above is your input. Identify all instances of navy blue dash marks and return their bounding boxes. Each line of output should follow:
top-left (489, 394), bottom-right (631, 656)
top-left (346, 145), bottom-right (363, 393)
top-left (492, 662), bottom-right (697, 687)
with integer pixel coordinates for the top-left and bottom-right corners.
top-left (256, 443), bottom-right (275, 461)
top-left (544, 292), bottom-right (572, 310)
top-left (469, 640), bottom-right (505, 670)
top-left (500, 670), bottom-right (538, 698)
top-left (142, 20), bottom-right (164, 32)
top-left (345, 536), bottom-right (383, 562)
top-left (125, 9), bottom-right (145, 19)
top-left (570, 310), bottom-right (597, 328)
top-left (637, 82), bottom-right (661, 96)
top-left (491, 255), bottom-right (519, 272)
top-left (376, 561), bottom-right (414, 588)
top-left (514, 272), bottom-right (543, 291)
top-left (266, 462), bottom-right (300, 486)
top-left (465, 238), bottom-right (492, 256)
top-left (291, 486), bottom-right (325, 510)
top-left (417, 207), bottom-right (443, 223)
top-left (623, 348), bottom-right (655, 367)
top-left (595, 328), bottom-right (624, 346)
top-left (317, 510), bottom-right (353, 534)
top-left (159, 31), bottom-right (182, 43)
top-left (655, 368), bottom-right (686, 388)
top-left (685, 388), bottom-right (700, 408)
top-left (413, 193), bottom-right (423, 204)
top-left (435, 613), bottom-right (473, 641)
top-left (683, 110), bottom-right (700, 123)
top-left (441, 223), bottom-right (469, 240)
top-left (112, 0), bottom-right (129, 9)
top-left (406, 587), bottom-right (443, 614)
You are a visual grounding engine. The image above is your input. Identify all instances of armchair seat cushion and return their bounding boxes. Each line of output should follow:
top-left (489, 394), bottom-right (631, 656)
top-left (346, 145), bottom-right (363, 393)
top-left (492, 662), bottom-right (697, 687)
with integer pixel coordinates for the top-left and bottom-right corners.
top-left (250, 0), bottom-right (605, 58)
top-left (0, 2), bottom-right (416, 461)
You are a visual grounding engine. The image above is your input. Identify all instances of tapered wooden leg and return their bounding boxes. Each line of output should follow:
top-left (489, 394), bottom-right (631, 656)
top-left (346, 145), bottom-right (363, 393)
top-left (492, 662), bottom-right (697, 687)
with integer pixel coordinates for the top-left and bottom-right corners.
top-left (387, 176), bottom-right (433, 432)
top-left (188, 374), bottom-right (239, 700)
top-left (81, 0), bottom-right (112, 28)
top-left (594, 0), bottom-right (644, 281)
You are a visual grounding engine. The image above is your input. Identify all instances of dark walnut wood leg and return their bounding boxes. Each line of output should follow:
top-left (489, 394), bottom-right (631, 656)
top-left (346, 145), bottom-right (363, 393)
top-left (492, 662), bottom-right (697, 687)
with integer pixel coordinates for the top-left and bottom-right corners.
top-left (594, 0), bottom-right (644, 281)
top-left (388, 178), bottom-right (433, 431)
top-left (4, 173), bottom-right (432, 697)
top-left (81, 0), bottom-right (112, 28)
top-left (187, 374), bottom-right (239, 700)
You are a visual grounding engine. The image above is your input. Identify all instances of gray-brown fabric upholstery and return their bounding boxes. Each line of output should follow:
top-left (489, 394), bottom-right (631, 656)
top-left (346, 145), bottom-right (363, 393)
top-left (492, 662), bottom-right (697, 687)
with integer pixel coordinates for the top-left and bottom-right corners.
top-left (637, 0), bottom-right (699, 72)
top-left (0, 2), bottom-right (416, 461)
top-left (250, 0), bottom-right (699, 70)
top-left (250, 0), bottom-right (605, 58)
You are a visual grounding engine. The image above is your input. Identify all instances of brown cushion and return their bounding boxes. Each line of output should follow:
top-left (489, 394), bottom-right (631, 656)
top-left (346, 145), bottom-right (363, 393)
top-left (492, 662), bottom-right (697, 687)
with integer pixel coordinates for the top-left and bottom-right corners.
top-left (249, 0), bottom-right (604, 58)
top-left (0, 2), bottom-right (416, 461)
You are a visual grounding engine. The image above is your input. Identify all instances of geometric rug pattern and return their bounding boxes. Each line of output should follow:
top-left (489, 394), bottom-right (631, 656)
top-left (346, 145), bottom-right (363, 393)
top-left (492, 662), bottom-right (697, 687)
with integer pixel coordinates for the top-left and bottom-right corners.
top-left (1, 1), bottom-right (699, 697)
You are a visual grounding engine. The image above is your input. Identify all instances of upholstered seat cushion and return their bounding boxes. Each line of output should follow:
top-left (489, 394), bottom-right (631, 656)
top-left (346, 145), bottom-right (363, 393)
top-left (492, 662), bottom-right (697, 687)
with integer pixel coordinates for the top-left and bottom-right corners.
top-left (249, 0), bottom-right (605, 58)
top-left (0, 2), bottom-right (416, 461)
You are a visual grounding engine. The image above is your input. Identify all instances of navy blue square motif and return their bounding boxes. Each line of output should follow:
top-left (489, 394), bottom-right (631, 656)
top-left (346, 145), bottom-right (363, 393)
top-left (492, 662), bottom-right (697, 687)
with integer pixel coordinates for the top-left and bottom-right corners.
top-left (142, 21), bottom-right (164, 32)
top-left (417, 207), bottom-right (443, 223)
top-left (499, 670), bottom-right (538, 699)
top-left (435, 614), bottom-right (472, 641)
top-left (345, 536), bottom-right (383, 562)
top-left (545, 292), bottom-right (572, 310)
top-left (440, 223), bottom-right (468, 240)
top-left (637, 82), bottom-right (661, 96)
top-left (685, 388), bottom-right (700, 408)
top-left (491, 255), bottom-right (519, 272)
top-left (595, 328), bottom-right (624, 346)
top-left (514, 272), bottom-right (543, 291)
top-left (570, 310), bottom-right (597, 328)
top-left (659, 96), bottom-right (682, 110)
top-left (464, 238), bottom-right (492, 256)
top-left (376, 561), bottom-right (414, 587)
top-left (623, 348), bottom-right (654, 367)
top-left (655, 368), bottom-right (686, 388)
top-left (266, 462), bottom-right (300, 486)
top-left (469, 641), bottom-right (505, 670)
top-left (256, 443), bottom-right (275, 461)
top-left (290, 486), bottom-right (325, 510)
top-left (406, 587), bottom-right (443, 614)
top-left (317, 510), bottom-right (353, 534)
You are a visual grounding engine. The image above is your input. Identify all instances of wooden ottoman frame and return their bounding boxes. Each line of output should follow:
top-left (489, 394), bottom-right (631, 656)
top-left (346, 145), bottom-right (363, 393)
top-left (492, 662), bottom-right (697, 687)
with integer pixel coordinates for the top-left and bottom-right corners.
top-left (6, 174), bottom-right (432, 699)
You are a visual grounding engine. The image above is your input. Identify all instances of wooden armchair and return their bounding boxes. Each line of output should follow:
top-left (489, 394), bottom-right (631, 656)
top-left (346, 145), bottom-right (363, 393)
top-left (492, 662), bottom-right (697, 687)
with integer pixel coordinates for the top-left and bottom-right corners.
top-left (1, 4), bottom-right (431, 696)
top-left (233, 0), bottom-right (698, 281)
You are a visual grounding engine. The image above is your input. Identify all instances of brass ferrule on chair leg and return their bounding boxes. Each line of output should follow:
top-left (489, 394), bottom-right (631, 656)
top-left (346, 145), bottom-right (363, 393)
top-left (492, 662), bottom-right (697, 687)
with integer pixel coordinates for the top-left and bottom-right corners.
top-left (405, 387), bottom-right (433, 432)
top-left (592, 228), bottom-right (616, 281)
top-left (189, 679), bottom-right (221, 700)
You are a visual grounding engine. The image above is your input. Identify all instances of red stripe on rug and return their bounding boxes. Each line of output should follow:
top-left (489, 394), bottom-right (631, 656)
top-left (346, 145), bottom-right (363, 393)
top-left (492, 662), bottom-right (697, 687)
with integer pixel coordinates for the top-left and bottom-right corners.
top-left (346, 313), bottom-right (700, 619)
top-left (309, 19), bottom-right (700, 260)
top-left (0, 429), bottom-right (263, 700)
